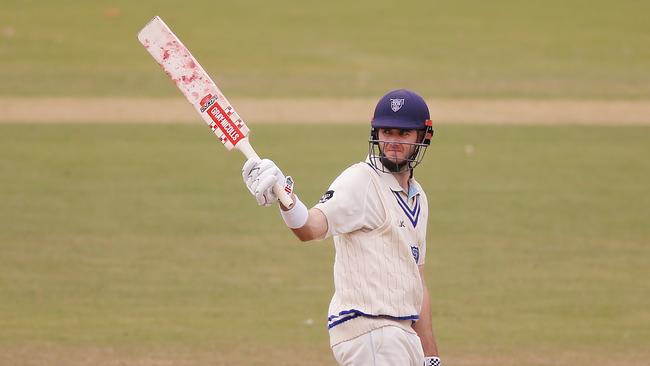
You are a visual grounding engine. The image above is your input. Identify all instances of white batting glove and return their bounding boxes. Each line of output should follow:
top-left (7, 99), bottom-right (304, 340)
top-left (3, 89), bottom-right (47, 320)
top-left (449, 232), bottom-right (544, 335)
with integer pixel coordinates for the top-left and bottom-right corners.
top-left (242, 158), bottom-right (286, 206)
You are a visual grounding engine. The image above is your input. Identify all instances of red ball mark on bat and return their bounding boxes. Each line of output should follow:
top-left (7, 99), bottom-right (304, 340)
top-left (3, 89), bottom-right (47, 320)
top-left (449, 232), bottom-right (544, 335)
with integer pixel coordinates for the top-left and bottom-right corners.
top-left (162, 49), bottom-right (171, 61)
top-left (192, 92), bottom-right (199, 100)
top-left (181, 73), bottom-right (199, 84)
top-left (142, 39), bottom-right (150, 49)
top-left (186, 59), bottom-right (197, 69)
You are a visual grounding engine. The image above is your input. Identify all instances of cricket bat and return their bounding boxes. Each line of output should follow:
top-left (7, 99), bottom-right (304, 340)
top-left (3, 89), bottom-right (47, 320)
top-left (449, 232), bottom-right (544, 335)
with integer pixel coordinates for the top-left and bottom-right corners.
top-left (137, 16), bottom-right (294, 208)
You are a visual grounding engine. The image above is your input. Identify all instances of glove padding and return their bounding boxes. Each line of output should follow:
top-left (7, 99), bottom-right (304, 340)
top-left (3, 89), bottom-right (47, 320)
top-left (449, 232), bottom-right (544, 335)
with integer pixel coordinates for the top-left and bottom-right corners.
top-left (242, 158), bottom-right (285, 206)
top-left (424, 356), bottom-right (441, 366)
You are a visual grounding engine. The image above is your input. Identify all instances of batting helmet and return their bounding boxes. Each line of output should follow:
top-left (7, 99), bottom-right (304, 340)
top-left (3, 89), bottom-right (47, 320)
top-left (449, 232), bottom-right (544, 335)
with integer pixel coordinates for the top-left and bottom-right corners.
top-left (368, 89), bottom-right (434, 172)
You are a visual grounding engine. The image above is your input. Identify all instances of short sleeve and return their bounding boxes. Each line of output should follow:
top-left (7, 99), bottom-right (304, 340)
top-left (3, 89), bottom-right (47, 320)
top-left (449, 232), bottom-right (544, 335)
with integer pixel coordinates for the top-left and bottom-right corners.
top-left (314, 164), bottom-right (383, 237)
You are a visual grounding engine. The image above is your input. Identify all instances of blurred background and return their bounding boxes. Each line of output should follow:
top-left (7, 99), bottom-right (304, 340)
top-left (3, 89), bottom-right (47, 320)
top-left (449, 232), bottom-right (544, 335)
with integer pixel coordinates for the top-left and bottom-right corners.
top-left (1, 1), bottom-right (648, 365)
top-left (2, 0), bottom-right (650, 98)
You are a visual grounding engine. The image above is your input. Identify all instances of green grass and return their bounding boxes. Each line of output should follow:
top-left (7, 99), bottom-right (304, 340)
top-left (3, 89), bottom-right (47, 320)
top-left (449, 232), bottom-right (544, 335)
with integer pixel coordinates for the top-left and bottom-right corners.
top-left (0, 124), bottom-right (648, 364)
top-left (1, 0), bottom-right (649, 98)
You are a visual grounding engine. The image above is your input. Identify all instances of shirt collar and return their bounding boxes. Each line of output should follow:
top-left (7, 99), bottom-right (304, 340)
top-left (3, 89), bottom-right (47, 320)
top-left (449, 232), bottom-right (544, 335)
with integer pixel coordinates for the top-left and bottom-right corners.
top-left (406, 184), bottom-right (420, 199)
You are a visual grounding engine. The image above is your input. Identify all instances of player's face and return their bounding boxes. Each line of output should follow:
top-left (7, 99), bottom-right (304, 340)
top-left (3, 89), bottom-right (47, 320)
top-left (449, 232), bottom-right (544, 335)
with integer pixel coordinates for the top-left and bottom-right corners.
top-left (378, 128), bottom-right (419, 164)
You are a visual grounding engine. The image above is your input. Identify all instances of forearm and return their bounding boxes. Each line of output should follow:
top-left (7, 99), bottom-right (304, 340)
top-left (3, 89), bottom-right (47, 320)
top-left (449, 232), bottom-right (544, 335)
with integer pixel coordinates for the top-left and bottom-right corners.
top-left (413, 279), bottom-right (439, 356)
top-left (290, 208), bottom-right (327, 241)
top-left (280, 195), bottom-right (328, 242)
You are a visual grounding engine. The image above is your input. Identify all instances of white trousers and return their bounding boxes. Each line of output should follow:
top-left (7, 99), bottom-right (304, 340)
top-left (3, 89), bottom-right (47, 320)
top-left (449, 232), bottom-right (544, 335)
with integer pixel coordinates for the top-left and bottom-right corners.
top-left (332, 326), bottom-right (424, 366)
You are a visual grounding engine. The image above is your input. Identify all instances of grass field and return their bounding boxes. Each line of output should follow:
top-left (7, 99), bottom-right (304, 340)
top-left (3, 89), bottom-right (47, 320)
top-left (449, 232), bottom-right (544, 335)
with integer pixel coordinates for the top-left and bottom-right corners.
top-left (0, 123), bottom-right (648, 365)
top-left (1, 0), bottom-right (649, 98)
top-left (1, 0), bottom-right (649, 364)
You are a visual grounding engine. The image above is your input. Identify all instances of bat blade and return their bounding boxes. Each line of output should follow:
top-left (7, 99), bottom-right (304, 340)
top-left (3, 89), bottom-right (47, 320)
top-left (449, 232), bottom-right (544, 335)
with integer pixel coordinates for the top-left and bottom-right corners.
top-left (137, 16), bottom-right (294, 209)
top-left (137, 16), bottom-right (249, 150)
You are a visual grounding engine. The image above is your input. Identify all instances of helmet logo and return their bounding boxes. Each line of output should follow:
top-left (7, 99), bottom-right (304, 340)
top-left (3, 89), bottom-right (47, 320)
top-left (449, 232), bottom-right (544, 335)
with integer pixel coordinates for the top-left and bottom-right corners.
top-left (390, 98), bottom-right (405, 112)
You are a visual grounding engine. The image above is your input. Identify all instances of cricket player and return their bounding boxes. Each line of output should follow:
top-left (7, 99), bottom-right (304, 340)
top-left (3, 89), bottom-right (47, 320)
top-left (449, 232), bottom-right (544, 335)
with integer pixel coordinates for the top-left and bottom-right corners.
top-left (242, 89), bottom-right (441, 366)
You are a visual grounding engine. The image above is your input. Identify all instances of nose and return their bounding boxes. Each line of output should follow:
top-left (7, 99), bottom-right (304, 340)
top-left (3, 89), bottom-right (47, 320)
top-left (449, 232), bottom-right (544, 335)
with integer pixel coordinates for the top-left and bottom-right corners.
top-left (384, 141), bottom-right (403, 150)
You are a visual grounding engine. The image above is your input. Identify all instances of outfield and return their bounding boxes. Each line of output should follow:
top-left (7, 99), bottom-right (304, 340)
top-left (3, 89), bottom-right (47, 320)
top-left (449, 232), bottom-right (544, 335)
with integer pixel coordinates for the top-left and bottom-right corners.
top-left (1, 0), bottom-right (649, 364)
top-left (0, 124), bottom-right (648, 365)
top-left (1, 0), bottom-right (649, 98)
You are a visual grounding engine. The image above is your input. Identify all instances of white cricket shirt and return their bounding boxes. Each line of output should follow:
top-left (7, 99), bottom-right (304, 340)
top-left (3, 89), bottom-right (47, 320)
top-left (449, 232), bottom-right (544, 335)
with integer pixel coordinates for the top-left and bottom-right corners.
top-left (314, 157), bottom-right (429, 347)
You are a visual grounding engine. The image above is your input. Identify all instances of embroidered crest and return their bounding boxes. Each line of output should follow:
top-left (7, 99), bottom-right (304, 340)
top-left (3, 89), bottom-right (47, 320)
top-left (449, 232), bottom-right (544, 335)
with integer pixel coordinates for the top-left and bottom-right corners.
top-left (390, 98), bottom-right (405, 112)
top-left (411, 245), bottom-right (420, 263)
top-left (319, 190), bottom-right (334, 203)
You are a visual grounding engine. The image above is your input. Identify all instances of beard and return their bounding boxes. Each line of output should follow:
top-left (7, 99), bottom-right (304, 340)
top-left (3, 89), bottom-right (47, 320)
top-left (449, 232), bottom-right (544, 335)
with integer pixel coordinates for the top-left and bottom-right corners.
top-left (379, 150), bottom-right (411, 172)
top-left (368, 129), bottom-right (429, 173)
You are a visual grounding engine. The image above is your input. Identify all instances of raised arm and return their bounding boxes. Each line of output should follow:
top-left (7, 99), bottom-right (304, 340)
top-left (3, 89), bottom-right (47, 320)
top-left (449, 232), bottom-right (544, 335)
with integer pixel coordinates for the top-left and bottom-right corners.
top-left (241, 158), bottom-right (374, 243)
top-left (242, 158), bottom-right (328, 242)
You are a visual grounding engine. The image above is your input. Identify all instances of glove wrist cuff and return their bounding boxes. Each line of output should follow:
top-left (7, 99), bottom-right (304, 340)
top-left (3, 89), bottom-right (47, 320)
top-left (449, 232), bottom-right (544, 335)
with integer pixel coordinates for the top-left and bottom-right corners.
top-left (424, 356), bottom-right (441, 366)
top-left (280, 195), bottom-right (308, 229)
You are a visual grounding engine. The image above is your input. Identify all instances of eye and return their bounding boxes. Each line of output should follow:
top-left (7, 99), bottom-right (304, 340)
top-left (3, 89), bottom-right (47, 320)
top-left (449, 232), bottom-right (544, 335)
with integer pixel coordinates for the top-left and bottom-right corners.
top-left (399, 129), bottom-right (412, 136)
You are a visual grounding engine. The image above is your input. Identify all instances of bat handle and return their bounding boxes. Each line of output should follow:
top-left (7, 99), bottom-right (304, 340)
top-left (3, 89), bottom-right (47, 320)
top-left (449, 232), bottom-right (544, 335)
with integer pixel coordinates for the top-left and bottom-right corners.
top-left (236, 137), bottom-right (295, 209)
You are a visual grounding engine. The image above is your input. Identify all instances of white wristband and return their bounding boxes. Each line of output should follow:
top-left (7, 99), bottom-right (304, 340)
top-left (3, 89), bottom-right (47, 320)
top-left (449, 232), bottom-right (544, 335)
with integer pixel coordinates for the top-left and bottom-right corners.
top-left (424, 356), bottom-right (441, 366)
top-left (280, 195), bottom-right (308, 229)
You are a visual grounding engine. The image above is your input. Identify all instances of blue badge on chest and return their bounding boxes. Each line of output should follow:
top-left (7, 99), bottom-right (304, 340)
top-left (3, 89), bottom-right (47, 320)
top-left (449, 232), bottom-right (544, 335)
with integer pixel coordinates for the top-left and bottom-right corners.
top-left (410, 245), bottom-right (420, 263)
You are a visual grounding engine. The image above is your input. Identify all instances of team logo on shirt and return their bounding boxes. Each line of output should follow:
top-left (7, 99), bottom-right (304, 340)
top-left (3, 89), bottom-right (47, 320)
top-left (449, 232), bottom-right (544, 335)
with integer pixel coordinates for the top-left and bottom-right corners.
top-left (319, 190), bottom-right (334, 203)
top-left (390, 98), bottom-right (405, 112)
top-left (411, 245), bottom-right (420, 263)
